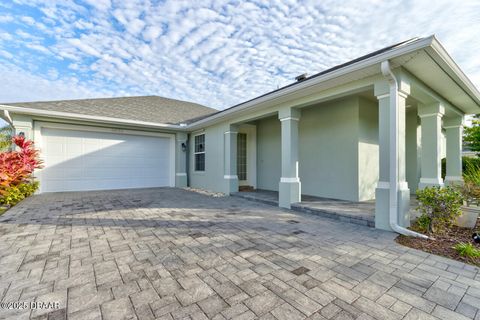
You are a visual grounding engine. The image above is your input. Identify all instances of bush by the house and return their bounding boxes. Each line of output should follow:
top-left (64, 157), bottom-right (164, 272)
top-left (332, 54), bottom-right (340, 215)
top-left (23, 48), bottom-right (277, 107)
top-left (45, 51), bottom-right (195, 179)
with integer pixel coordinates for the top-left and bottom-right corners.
top-left (0, 126), bottom-right (13, 151)
top-left (454, 160), bottom-right (480, 206)
top-left (0, 135), bottom-right (42, 207)
top-left (415, 186), bottom-right (464, 234)
top-left (0, 181), bottom-right (39, 206)
top-left (441, 156), bottom-right (480, 179)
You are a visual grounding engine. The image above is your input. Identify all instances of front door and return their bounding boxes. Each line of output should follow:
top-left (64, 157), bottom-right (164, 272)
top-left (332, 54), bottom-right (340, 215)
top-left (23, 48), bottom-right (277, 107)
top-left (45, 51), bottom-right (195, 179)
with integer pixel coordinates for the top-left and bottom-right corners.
top-left (237, 133), bottom-right (248, 185)
top-left (236, 124), bottom-right (257, 189)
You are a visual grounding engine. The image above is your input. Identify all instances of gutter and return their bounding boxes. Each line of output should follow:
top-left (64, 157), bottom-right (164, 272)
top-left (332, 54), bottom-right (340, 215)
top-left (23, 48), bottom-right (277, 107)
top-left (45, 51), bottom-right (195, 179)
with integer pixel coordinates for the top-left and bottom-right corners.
top-left (381, 61), bottom-right (429, 239)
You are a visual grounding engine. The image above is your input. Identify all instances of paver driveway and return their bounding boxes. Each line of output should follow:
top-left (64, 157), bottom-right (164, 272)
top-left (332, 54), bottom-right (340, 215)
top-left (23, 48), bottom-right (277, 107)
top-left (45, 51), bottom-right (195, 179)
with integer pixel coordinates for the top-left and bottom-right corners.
top-left (0, 188), bottom-right (479, 320)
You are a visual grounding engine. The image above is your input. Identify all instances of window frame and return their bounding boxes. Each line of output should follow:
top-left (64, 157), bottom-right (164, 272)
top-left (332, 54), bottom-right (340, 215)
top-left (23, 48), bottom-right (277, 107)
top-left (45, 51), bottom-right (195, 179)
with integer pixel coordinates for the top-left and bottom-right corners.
top-left (193, 133), bottom-right (206, 172)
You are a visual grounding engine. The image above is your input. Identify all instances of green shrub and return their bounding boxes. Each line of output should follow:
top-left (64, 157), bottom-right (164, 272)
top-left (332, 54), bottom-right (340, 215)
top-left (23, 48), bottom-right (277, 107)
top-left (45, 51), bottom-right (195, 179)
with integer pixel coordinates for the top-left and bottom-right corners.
top-left (464, 160), bottom-right (480, 185)
top-left (457, 181), bottom-right (480, 206)
top-left (0, 126), bottom-right (13, 151)
top-left (442, 157), bottom-right (480, 179)
top-left (18, 181), bottom-right (39, 198)
top-left (454, 242), bottom-right (480, 258)
top-left (414, 214), bottom-right (432, 233)
top-left (454, 160), bottom-right (480, 206)
top-left (0, 181), bottom-right (39, 206)
top-left (416, 186), bottom-right (464, 234)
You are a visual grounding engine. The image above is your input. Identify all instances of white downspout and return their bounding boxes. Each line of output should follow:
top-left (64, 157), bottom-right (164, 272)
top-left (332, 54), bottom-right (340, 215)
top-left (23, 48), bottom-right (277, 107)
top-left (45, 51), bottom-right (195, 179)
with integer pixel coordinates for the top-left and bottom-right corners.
top-left (2, 109), bottom-right (13, 124)
top-left (381, 61), bottom-right (429, 239)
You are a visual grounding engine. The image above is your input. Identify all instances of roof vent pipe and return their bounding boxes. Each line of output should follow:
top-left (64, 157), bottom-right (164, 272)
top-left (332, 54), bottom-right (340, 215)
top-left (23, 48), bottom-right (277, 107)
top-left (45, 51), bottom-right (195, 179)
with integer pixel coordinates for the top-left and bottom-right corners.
top-left (381, 60), bottom-right (429, 239)
top-left (295, 73), bottom-right (308, 82)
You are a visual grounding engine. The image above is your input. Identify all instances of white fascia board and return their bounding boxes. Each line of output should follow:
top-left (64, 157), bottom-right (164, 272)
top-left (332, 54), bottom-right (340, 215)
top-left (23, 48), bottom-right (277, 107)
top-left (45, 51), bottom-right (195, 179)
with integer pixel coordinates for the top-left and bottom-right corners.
top-left (187, 36), bottom-right (436, 130)
top-left (0, 104), bottom-right (185, 131)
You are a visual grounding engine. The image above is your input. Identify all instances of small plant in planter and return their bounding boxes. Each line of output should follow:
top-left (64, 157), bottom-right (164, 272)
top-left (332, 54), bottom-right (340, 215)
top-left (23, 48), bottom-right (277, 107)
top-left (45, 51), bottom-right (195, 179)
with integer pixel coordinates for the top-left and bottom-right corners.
top-left (415, 186), bottom-right (464, 234)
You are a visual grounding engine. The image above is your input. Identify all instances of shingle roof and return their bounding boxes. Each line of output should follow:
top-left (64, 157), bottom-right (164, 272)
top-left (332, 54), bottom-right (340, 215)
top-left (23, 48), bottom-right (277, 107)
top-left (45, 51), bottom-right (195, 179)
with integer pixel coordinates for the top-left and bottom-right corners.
top-left (4, 95), bottom-right (217, 125)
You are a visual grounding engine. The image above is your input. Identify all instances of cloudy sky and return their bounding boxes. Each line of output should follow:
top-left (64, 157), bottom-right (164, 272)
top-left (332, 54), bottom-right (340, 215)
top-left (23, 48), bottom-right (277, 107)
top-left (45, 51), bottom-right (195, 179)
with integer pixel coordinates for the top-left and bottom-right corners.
top-left (0, 0), bottom-right (479, 110)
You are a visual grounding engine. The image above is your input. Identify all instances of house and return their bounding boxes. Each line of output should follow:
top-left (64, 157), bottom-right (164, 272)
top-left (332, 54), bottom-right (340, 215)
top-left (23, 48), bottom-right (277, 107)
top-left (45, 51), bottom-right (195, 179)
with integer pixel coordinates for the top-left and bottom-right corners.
top-left (1, 36), bottom-right (480, 233)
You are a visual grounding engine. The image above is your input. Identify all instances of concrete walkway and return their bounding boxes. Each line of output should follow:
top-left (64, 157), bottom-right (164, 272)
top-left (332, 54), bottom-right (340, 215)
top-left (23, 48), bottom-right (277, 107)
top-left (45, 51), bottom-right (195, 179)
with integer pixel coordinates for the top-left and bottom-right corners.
top-left (0, 188), bottom-right (479, 319)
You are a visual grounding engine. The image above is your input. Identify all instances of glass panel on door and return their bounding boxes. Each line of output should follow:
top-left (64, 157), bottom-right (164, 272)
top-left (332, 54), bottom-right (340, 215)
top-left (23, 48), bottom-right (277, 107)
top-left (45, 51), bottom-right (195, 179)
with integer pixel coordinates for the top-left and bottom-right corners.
top-left (237, 133), bottom-right (247, 181)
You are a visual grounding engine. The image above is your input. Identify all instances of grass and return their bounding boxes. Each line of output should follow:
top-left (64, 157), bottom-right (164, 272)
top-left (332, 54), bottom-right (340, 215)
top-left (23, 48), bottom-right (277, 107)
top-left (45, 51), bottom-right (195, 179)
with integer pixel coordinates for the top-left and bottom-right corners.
top-left (454, 242), bottom-right (480, 258)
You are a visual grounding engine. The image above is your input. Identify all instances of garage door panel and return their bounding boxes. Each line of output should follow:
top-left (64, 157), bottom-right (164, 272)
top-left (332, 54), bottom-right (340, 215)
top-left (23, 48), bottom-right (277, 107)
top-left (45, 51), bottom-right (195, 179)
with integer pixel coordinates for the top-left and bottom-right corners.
top-left (39, 126), bottom-right (173, 192)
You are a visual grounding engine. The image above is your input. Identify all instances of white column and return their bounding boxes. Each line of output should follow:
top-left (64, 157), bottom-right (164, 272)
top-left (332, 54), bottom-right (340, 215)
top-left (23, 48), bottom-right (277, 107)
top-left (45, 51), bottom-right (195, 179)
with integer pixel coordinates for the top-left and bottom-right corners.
top-left (444, 116), bottom-right (464, 185)
top-left (278, 107), bottom-right (301, 208)
top-left (12, 115), bottom-right (33, 140)
top-left (224, 125), bottom-right (238, 194)
top-left (374, 82), bottom-right (410, 230)
top-left (418, 103), bottom-right (445, 189)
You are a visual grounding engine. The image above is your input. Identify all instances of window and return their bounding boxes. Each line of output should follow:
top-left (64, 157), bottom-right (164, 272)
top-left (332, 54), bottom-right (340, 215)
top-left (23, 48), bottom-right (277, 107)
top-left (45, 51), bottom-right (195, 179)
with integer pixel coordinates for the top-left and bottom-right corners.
top-left (194, 134), bottom-right (205, 171)
top-left (237, 133), bottom-right (247, 180)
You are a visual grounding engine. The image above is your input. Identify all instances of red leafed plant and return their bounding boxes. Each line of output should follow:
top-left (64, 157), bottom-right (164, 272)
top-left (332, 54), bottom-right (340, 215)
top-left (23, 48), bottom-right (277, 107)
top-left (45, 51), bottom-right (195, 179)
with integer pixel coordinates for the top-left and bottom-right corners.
top-left (0, 135), bottom-right (42, 199)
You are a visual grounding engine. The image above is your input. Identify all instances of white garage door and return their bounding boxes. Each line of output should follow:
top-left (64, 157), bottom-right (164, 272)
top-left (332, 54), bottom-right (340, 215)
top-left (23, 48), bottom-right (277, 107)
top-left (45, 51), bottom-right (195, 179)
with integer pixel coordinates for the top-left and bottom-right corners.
top-left (38, 125), bottom-right (174, 193)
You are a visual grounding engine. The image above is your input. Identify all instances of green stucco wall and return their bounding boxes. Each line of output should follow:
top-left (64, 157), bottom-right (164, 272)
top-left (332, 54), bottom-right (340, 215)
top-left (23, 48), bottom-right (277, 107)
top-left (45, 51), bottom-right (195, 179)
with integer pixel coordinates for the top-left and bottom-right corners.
top-left (189, 123), bottom-right (228, 193)
top-left (255, 116), bottom-right (281, 191)
top-left (358, 97), bottom-right (379, 201)
top-left (254, 96), bottom-right (378, 202)
top-left (298, 97), bottom-right (359, 201)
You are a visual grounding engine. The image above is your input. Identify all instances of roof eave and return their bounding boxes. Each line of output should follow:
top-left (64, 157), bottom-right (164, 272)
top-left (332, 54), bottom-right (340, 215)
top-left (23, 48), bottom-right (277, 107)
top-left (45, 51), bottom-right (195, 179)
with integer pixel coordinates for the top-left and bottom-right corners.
top-left (427, 37), bottom-right (480, 109)
top-left (186, 36), bottom-right (436, 130)
top-left (0, 104), bottom-right (186, 131)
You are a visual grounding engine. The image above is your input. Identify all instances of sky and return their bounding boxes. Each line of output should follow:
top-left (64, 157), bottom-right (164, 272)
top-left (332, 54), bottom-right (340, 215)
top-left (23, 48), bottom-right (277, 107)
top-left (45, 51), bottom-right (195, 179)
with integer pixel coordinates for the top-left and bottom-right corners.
top-left (0, 0), bottom-right (479, 110)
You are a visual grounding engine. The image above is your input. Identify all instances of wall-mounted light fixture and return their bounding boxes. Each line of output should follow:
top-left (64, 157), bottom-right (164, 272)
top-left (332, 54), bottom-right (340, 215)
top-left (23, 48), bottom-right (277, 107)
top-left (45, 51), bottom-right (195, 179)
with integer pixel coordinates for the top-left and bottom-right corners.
top-left (181, 142), bottom-right (187, 152)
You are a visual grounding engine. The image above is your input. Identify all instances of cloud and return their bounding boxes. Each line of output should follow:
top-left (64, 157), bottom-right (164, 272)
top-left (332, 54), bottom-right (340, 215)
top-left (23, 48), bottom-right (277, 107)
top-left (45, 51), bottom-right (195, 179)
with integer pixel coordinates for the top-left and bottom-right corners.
top-left (67, 38), bottom-right (102, 57)
top-left (25, 43), bottom-right (50, 54)
top-left (83, 0), bottom-right (111, 12)
top-left (0, 0), bottom-right (479, 110)
top-left (0, 15), bottom-right (13, 23)
top-left (20, 16), bottom-right (35, 25)
top-left (0, 50), bottom-right (13, 59)
top-left (0, 62), bottom-right (111, 103)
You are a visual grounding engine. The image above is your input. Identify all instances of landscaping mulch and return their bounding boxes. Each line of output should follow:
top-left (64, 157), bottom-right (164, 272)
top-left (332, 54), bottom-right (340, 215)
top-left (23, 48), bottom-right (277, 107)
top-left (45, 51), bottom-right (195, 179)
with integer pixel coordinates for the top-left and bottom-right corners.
top-left (396, 224), bottom-right (480, 267)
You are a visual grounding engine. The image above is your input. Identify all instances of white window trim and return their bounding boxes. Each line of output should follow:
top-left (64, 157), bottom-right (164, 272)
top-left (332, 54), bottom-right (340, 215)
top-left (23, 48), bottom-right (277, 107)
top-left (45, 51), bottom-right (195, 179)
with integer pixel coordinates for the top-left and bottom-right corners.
top-left (193, 133), bottom-right (206, 172)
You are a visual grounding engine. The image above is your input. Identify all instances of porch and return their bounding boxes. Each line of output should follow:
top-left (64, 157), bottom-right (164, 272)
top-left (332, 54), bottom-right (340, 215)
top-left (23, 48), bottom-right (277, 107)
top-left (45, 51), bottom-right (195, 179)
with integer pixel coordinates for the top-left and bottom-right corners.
top-left (232, 189), bottom-right (375, 227)
top-left (232, 190), bottom-right (421, 228)
top-left (217, 67), bottom-right (464, 232)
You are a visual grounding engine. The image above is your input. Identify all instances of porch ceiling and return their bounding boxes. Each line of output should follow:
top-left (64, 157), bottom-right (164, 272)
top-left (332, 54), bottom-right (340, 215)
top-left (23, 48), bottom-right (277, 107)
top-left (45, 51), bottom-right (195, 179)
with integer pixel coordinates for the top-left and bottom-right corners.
top-left (396, 49), bottom-right (480, 115)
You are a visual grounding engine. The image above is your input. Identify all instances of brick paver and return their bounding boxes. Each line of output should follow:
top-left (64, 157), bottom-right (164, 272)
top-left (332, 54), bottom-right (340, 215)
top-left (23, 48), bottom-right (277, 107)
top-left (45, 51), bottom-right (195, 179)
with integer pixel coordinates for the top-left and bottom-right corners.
top-left (0, 187), bottom-right (479, 319)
